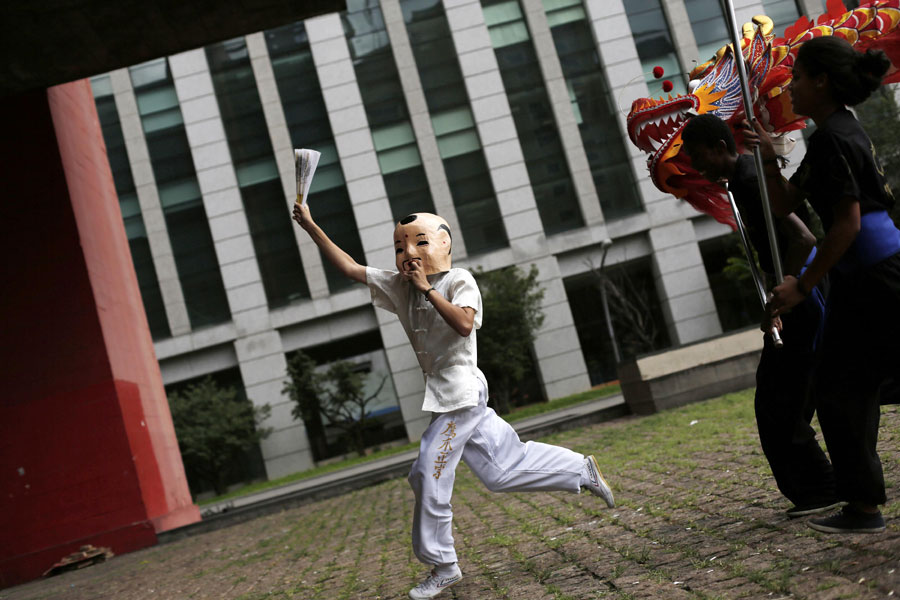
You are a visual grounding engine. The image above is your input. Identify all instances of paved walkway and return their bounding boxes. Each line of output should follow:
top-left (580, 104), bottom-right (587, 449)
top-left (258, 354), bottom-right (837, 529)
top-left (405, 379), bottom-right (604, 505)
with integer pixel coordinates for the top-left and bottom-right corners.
top-left (3, 391), bottom-right (898, 600)
top-left (163, 395), bottom-right (628, 540)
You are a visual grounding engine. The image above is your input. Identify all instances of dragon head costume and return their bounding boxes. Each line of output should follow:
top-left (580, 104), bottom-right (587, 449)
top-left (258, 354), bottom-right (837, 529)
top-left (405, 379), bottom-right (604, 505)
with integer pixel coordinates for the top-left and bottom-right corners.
top-left (626, 0), bottom-right (900, 228)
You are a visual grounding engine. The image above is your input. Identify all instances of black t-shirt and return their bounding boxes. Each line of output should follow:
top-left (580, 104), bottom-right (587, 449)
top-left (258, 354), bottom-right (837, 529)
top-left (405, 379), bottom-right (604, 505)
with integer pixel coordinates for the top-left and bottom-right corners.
top-left (729, 154), bottom-right (787, 274)
top-left (789, 107), bottom-right (895, 231)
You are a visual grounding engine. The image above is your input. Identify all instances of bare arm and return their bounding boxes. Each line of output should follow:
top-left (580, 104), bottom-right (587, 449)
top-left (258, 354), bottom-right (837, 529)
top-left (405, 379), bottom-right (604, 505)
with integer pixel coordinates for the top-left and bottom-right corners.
top-left (778, 212), bottom-right (817, 276)
top-left (403, 262), bottom-right (476, 337)
top-left (769, 196), bottom-right (860, 315)
top-left (293, 203), bottom-right (366, 284)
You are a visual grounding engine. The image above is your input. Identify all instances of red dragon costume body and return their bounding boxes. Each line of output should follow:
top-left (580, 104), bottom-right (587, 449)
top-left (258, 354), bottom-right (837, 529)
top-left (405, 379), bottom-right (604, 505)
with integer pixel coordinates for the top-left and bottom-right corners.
top-left (626, 0), bottom-right (900, 228)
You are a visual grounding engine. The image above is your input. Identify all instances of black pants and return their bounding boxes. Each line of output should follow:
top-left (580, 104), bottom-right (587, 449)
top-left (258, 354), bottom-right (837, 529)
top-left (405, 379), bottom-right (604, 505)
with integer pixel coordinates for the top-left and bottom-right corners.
top-left (814, 252), bottom-right (900, 506)
top-left (755, 287), bottom-right (836, 507)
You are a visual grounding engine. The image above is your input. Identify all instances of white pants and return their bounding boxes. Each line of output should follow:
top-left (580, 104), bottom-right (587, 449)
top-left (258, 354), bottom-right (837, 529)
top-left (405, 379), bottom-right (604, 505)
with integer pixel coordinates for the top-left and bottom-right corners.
top-left (408, 383), bottom-right (584, 566)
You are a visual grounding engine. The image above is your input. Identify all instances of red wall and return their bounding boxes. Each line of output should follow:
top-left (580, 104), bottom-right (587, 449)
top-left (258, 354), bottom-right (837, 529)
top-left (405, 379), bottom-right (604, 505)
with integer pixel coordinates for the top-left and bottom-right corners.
top-left (0, 81), bottom-right (199, 588)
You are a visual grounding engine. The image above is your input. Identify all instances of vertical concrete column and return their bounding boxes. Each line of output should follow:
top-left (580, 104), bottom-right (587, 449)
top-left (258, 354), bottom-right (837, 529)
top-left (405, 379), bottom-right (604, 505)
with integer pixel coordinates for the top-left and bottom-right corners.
top-left (306, 15), bottom-right (394, 267)
top-left (659, 0), bottom-right (701, 80)
top-left (530, 256), bottom-right (593, 399)
top-left (110, 69), bottom-right (191, 337)
top-left (169, 49), bottom-right (267, 334)
top-left (519, 0), bottom-right (604, 227)
top-left (380, 0), bottom-right (468, 258)
top-left (649, 221), bottom-right (722, 344)
top-left (169, 48), bottom-right (314, 477)
top-left (584, 0), bottom-right (674, 219)
top-left (306, 13), bottom-right (431, 440)
top-left (246, 32), bottom-right (331, 301)
top-left (379, 310), bottom-right (432, 440)
top-left (443, 0), bottom-right (545, 261)
top-left (234, 329), bottom-right (313, 477)
top-left (444, 0), bottom-right (590, 399)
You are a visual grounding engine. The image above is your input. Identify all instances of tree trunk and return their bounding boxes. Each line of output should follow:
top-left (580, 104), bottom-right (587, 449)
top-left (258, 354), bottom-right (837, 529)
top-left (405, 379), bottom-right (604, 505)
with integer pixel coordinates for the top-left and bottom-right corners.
top-left (495, 388), bottom-right (512, 416)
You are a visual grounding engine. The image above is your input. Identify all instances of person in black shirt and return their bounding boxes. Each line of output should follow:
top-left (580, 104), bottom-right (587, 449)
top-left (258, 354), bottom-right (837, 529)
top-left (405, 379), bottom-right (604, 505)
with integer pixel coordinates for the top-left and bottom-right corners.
top-left (682, 114), bottom-right (839, 518)
top-left (752, 36), bottom-right (900, 534)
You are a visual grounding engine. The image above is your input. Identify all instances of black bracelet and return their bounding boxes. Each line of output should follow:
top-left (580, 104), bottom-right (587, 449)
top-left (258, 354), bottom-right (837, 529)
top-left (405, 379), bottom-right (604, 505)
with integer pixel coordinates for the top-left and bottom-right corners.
top-left (762, 156), bottom-right (781, 164)
top-left (796, 278), bottom-right (809, 297)
top-left (423, 287), bottom-right (436, 299)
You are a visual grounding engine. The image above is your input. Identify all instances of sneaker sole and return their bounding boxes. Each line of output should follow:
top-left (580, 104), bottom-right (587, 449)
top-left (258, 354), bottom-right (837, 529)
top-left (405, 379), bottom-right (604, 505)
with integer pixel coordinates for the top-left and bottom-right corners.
top-left (587, 455), bottom-right (615, 508)
top-left (808, 521), bottom-right (885, 534)
top-left (786, 501), bottom-right (846, 518)
top-left (408, 575), bottom-right (462, 599)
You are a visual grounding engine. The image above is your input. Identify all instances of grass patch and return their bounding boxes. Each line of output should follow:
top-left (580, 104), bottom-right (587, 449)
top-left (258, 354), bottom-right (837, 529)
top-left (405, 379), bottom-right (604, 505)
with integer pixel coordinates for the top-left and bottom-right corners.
top-left (504, 382), bottom-right (621, 423)
top-left (198, 441), bottom-right (418, 506)
top-left (198, 383), bottom-right (621, 506)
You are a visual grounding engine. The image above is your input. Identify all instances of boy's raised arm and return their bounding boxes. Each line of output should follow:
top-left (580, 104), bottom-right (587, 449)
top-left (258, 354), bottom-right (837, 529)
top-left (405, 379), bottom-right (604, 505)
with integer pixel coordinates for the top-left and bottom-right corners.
top-left (293, 203), bottom-right (367, 284)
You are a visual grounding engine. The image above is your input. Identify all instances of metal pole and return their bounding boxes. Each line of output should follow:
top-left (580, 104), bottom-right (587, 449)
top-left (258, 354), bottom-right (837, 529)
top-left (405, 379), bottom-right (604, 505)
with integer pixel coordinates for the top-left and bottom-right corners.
top-left (719, 0), bottom-right (785, 286)
top-left (599, 240), bottom-right (622, 365)
top-left (727, 185), bottom-right (783, 347)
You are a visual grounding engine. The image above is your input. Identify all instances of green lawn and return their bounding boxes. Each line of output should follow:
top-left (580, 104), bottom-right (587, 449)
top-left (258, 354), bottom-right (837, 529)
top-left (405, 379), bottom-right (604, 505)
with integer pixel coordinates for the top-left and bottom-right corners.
top-left (198, 382), bottom-right (621, 506)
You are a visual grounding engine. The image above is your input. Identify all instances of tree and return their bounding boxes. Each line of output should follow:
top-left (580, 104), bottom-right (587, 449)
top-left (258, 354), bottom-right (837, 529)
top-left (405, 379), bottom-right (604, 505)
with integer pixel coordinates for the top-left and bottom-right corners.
top-left (587, 259), bottom-right (665, 361)
top-left (283, 351), bottom-right (388, 457)
top-left (855, 85), bottom-right (900, 226)
top-left (167, 377), bottom-right (271, 496)
top-left (722, 237), bottom-right (753, 284)
top-left (473, 264), bottom-right (545, 415)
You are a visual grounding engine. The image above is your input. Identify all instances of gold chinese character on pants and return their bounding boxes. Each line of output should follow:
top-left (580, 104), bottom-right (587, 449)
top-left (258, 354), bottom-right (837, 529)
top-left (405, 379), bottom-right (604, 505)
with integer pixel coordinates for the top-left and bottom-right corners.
top-left (433, 421), bottom-right (457, 480)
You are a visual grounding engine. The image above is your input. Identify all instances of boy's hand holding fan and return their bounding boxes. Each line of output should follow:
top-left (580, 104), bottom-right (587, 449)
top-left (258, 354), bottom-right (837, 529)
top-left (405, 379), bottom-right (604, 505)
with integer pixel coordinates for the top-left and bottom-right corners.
top-left (294, 149), bottom-right (321, 206)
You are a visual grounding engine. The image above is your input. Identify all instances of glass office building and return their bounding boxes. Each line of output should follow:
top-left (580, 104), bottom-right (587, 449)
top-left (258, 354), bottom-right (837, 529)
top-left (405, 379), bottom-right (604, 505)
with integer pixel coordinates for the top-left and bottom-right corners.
top-left (91, 0), bottom-right (812, 486)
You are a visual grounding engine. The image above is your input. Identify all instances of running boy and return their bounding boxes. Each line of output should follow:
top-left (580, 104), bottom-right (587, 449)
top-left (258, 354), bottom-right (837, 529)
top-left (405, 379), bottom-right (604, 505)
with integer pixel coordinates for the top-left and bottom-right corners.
top-left (293, 203), bottom-right (615, 599)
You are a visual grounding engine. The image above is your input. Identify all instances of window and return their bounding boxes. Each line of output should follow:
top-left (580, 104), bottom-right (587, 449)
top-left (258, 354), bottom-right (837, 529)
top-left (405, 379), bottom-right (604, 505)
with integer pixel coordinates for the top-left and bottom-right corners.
top-left (343, 0), bottom-right (436, 221)
top-left (543, 0), bottom-right (643, 219)
top-left (564, 257), bottom-right (671, 385)
top-left (286, 331), bottom-right (404, 461)
top-left (684, 0), bottom-right (728, 63)
top-left (130, 59), bottom-right (231, 328)
top-left (91, 75), bottom-right (171, 340)
top-left (699, 233), bottom-right (761, 332)
top-left (482, 0), bottom-right (583, 234)
top-left (400, 0), bottom-right (509, 254)
top-left (266, 22), bottom-right (367, 293)
top-left (206, 38), bottom-right (310, 308)
top-left (622, 0), bottom-right (685, 95)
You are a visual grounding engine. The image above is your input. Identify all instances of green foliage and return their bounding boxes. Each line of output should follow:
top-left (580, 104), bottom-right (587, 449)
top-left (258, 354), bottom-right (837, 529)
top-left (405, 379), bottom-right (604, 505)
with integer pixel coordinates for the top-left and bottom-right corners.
top-left (722, 244), bottom-right (752, 283)
top-left (283, 351), bottom-right (388, 457)
top-left (473, 264), bottom-right (545, 415)
top-left (167, 377), bottom-right (271, 496)
top-left (198, 384), bottom-right (620, 505)
top-left (855, 86), bottom-right (900, 226)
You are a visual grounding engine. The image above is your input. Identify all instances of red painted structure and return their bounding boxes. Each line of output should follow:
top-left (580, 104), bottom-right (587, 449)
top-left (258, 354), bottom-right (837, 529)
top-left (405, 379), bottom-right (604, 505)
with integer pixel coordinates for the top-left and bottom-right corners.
top-left (0, 80), bottom-right (200, 588)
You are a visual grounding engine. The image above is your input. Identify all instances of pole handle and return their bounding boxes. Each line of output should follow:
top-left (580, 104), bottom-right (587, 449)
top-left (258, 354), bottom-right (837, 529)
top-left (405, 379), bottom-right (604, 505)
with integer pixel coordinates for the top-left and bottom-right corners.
top-left (771, 326), bottom-right (783, 348)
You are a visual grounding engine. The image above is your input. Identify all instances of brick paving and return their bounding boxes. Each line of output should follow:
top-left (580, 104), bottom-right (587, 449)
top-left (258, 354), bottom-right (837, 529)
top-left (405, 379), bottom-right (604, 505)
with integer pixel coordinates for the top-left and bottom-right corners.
top-left (3, 392), bottom-right (898, 600)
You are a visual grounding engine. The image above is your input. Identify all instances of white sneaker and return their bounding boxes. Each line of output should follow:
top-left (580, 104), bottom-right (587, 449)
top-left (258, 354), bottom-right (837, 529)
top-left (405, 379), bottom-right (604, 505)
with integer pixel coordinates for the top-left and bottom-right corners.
top-left (408, 565), bottom-right (463, 599)
top-left (582, 455), bottom-right (615, 508)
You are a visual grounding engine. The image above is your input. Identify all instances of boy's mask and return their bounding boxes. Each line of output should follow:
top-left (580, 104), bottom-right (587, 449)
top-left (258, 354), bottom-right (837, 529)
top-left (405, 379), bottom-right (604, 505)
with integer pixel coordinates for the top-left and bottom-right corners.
top-left (394, 213), bottom-right (452, 275)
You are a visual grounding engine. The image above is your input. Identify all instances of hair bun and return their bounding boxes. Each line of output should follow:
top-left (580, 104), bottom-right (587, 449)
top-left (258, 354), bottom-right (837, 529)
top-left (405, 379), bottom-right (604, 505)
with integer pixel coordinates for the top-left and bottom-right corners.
top-left (860, 48), bottom-right (890, 79)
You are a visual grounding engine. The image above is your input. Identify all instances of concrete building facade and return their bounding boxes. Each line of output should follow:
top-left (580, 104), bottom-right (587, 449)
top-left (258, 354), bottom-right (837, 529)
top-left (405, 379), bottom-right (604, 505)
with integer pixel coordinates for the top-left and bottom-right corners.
top-left (89, 0), bottom-right (817, 484)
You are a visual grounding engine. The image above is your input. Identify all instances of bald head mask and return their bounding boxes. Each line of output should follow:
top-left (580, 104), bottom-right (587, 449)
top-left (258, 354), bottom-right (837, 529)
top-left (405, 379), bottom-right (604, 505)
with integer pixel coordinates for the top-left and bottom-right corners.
top-left (394, 213), bottom-right (452, 275)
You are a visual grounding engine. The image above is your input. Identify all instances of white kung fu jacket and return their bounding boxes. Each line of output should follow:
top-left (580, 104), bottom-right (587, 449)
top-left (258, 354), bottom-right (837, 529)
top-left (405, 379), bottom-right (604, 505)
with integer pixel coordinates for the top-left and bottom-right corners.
top-left (366, 266), bottom-right (488, 413)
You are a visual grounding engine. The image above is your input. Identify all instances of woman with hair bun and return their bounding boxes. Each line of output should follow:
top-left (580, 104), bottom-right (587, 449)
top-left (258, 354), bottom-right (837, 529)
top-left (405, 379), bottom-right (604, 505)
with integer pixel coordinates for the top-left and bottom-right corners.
top-left (749, 35), bottom-right (900, 534)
